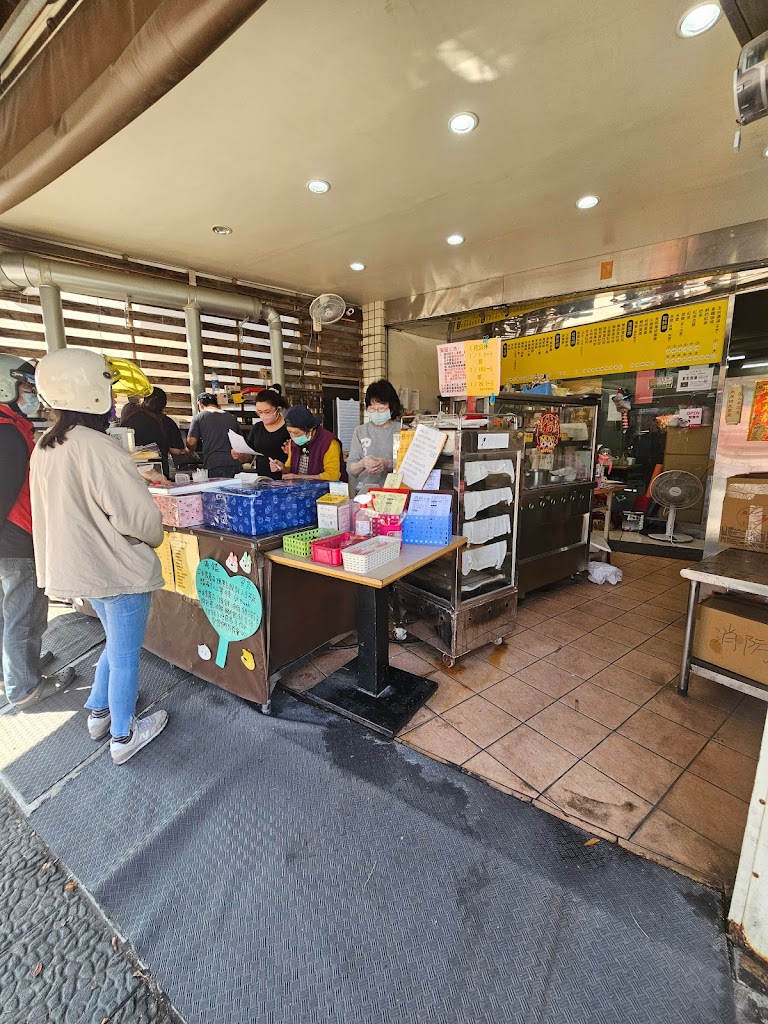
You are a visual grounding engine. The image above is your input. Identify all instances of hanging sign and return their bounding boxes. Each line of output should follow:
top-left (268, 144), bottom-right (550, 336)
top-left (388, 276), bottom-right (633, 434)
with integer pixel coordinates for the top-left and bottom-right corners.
top-left (500, 299), bottom-right (727, 385)
top-left (437, 343), bottom-right (467, 397)
top-left (437, 339), bottom-right (501, 397)
top-left (535, 412), bottom-right (561, 453)
top-left (195, 559), bottom-right (263, 668)
top-left (746, 381), bottom-right (768, 442)
top-left (649, 375), bottom-right (676, 391)
top-left (677, 366), bottom-right (715, 392)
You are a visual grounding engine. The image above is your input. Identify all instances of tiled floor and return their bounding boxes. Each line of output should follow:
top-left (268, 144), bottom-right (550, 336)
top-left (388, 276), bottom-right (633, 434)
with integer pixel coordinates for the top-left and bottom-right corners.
top-left (280, 550), bottom-right (766, 891)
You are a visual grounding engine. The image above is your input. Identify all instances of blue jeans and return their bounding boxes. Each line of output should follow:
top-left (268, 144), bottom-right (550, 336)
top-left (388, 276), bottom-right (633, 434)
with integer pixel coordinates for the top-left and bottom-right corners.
top-left (86, 593), bottom-right (152, 737)
top-left (0, 557), bottom-right (48, 703)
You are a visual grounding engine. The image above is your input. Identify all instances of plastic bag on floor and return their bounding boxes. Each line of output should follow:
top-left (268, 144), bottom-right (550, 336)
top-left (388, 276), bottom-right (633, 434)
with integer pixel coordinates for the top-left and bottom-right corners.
top-left (587, 560), bottom-right (623, 585)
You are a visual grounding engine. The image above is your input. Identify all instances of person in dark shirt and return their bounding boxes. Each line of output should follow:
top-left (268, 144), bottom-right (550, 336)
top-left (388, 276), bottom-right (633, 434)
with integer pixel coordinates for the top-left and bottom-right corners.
top-left (121, 387), bottom-right (184, 477)
top-left (0, 355), bottom-right (74, 706)
top-left (185, 393), bottom-right (241, 478)
top-left (230, 384), bottom-right (290, 479)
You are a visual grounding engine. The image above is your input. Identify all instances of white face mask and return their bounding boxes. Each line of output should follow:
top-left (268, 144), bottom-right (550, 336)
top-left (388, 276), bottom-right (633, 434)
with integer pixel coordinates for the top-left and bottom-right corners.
top-left (17, 393), bottom-right (40, 418)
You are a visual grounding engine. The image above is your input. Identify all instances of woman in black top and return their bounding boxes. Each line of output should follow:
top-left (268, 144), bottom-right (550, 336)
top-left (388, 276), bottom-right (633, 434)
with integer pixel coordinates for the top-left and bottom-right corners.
top-left (121, 387), bottom-right (184, 477)
top-left (231, 385), bottom-right (290, 479)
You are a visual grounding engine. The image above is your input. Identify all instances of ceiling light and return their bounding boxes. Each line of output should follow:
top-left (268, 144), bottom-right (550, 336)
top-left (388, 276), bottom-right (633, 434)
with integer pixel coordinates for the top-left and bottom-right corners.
top-left (677, 3), bottom-right (721, 38)
top-left (350, 261), bottom-right (366, 272)
top-left (449, 112), bottom-right (479, 134)
top-left (307, 179), bottom-right (331, 194)
top-left (763, 147), bottom-right (768, 158)
top-left (211, 224), bottom-right (232, 235)
top-left (446, 233), bottom-right (465, 245)
top-left (727, 354), bottom-right (746, 361)
top-left (743, 360), bottom-right (768, 369)
top-left (576, 195), bottom-right (600, 210)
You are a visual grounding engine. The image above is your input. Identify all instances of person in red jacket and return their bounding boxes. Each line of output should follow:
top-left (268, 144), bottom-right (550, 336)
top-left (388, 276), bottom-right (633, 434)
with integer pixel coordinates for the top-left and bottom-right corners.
top-left (0, 355), bottom-right (74, 706)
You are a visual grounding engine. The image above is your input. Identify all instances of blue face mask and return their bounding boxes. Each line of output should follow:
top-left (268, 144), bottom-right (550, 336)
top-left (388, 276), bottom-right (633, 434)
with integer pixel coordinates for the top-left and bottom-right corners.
top-left (17, 393), bottom-right (40, 418)
top-left (369, 410), bottom-right (391, 425)
top-left (292, 433), bottom-right (309, 447)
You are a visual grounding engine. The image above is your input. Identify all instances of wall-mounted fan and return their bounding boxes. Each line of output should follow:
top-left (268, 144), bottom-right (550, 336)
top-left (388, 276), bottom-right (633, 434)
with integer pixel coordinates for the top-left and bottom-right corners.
top-left (309, 293), bottom-right (346, 332)
top-left (648, 471), bottom-right (704, 544)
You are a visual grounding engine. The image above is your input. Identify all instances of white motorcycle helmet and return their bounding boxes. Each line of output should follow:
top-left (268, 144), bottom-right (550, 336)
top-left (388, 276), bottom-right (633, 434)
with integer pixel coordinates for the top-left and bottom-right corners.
top-left (0, 354), bottom-right (37, 404)
top-left (36, 348), bottom-right (152, 413)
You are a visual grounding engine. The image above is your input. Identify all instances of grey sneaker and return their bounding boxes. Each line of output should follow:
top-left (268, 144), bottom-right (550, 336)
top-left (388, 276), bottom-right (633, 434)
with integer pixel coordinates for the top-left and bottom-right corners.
top-left (111, 711), bottom-right (168, 765)
top-left (14, 667), bottom-right (76, 709)
top-left (87, 712), bottom-right (111, 740)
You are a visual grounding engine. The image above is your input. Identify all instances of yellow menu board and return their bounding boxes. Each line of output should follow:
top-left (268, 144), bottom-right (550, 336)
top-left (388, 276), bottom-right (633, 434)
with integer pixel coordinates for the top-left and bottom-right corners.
top-left (169, 532), bottom-right (200, 600)
top-left (464, 338), bottom-right (501, 396)
top-left (500, 298), bottom-right (728, 384)
top-left (395, 429), bottom-right (415, 471)
top-left (155, 533), bottom-right (175, 592)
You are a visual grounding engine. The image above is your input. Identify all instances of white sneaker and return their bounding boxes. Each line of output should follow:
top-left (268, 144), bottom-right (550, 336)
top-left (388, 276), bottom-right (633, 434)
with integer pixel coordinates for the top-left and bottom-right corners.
top-left (110, 711), bottom-right (168, 765)
top-left (87, 712), bottom-right (111, 740)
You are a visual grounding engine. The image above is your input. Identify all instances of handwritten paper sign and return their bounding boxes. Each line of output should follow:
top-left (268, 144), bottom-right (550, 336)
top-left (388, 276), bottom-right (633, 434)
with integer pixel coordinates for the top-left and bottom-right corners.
top-left (464, 338), bottom-right (501, 397)
top-left (155, 533), bottom-right (175, 592)
top-left (383, 472), bottom-right (403, 489)
top-left (169, 532), bottom-right (200, 600)
top-left (437, 343), bottom-right (467, 397)
top-left (371, 491), bottom-right (408, 515)
top-left (196, 559), bottom-right (263, 668)
top-left (394, 430), bottom-right (415, 471)
top-left (399, 425), bottom-right (447, 490)
top-left (408, 491), bottom-right (452, 517)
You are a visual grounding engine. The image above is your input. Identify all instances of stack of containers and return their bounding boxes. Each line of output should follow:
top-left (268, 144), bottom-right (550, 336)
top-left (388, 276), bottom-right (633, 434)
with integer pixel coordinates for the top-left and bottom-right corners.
top-left (152, 492), bottom-right (205, 528)
top-left (201, 481), bottom-right (329, 536)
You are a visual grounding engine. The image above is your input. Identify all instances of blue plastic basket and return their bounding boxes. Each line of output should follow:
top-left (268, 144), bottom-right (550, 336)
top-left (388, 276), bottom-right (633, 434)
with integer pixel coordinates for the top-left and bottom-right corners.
top-left (201, 481), bottom-right (329, 536)
top-left (402, 514), bottom-right (453, 546)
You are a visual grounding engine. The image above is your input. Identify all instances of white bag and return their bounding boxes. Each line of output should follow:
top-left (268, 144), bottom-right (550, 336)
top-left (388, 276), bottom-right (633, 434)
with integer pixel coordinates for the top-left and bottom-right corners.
top-left (587, 560), bottom-right (623, 585)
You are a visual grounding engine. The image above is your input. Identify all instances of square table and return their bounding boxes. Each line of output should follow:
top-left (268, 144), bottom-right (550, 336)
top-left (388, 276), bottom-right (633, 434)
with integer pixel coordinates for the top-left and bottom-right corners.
top-left (266, 538), bottom-right (466, 737)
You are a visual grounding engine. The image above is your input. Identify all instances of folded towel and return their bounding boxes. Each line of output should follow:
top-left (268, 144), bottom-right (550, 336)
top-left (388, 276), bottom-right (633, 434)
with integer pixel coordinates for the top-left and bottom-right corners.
top-left (463, 514), bottom-right (511, 545)
top-left (462, 540), bottom-right (508, 576)
top-left (463, 487), bottom-right (514, 520)
top-left (464, 459), bottom-right (515, 487)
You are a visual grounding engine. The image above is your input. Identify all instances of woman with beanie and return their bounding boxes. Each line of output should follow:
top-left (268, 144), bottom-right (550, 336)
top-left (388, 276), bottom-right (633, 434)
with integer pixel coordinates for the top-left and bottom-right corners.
top-left (269, 406), bottom-right (345, 482)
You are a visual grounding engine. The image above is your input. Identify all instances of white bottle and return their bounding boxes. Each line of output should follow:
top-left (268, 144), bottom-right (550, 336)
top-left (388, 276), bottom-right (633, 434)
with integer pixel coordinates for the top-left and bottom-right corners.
top-left (354, 495), bottom-right (372, 537)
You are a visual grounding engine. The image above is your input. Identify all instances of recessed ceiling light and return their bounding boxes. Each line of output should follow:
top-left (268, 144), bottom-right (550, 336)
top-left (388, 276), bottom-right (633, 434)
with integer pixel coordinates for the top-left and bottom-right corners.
top-left (350, 261), bottom-right (366, 271)
top-left (307, 179), bottom-right (331, 194)
top-left (576, 195), bottom-right (600, 210)
top-left (449, 112), bottom-right (479, 134)
top-left (763, 147), bottom-right (768, 158)
top-left (677, 3), bottom-right (721, 37)
top-left (446, 233), bottom-right (465, 246)
top-left (211, 224), bottom-right (232, 235)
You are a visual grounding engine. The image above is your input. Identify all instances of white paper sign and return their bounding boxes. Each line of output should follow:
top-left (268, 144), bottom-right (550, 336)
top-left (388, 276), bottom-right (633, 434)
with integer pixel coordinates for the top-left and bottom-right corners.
top-left (437, 343), bottom-right (467, 397)
top-left (229, 430), bottom-right (256, 456)
top-left (477, 432), bottom-right (509, 450)
top-left (399, 425), bottom-right (447, 490)
top-left (424, 469), bottom-right (442, 490)
top-left (329, 481), bottom-right (349, 496)
top-left (408, 491), bottom-right (453, 517)
top-left (684, 407), bottom-right (703, 427)
top-left (677, 367), bottom-right (714, 392)
top-left (336, 398), bottom-right (361, 452)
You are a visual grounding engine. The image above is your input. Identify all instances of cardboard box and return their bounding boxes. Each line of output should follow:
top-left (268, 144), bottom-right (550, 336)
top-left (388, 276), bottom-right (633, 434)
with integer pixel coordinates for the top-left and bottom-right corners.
top-left (693, 595), bottom-right (768, 685)
top-left (719, 473), bottom-right (768, 553)
top-left (152, 493), bottom-right (204, 528)
top-left (316, 494), bottom-right (352, 532)
top-left (664, 426), bottom-right (713, 457)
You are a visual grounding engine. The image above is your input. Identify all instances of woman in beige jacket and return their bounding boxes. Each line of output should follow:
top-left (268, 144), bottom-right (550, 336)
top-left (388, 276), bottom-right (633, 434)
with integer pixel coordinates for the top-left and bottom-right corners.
top-left (30, 349), bottom-right (168, 766)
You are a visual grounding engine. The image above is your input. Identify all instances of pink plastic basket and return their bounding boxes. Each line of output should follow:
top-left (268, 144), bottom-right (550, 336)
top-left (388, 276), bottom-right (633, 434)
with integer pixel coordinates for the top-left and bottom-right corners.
top-left (310, 533), bottom-right (361, 566)
top-left (372, 513), bottom-right (404, 537)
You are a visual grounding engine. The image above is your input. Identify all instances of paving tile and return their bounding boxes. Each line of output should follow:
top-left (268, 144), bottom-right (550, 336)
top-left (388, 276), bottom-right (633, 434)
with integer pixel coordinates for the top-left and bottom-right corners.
top-left (561, 680), bottom-right (637, 729)
top-left (514, 606), bottom-right (548, 628)
top-left (486, 724), bottom-right (578, 792)
top-left (280, 660), bottom-right (324, 694)
top-left (554, 608), bottom-right (617, 631)
top-left (543, 762), bottom-right (653, 839)
top-left (424, 672), bottom-right (475, 714)
top-left (592, 590), bottom-right (647, 612)
top-left (462, 751), bottom-right (538, 800)
top-left (732, 694), bottom-right (768, 724)
top-left (579, 599), bottom-right (627, 622)
top-left (645, 686), bottom-right (730, 737)
top-left (507, 628), bottom-right (562, 658)
top-left (612, 611), bottom-right (666, 636)
top-left (443, 694), bottom-right (519, 747)
top-left (438, 654), bottom-right (509, 693)
top-left (612, 649), bottom-right (678, 685)
top-left (483, 676), bottom-right (554, 720)
top-left (585, 732), bottom-right (682, 803)
top-left (619, 707), bottom-right (708, 767)
top-left (715, 712), bottom-right (766, 760)
top-left (397, 705), bottom-right (435, 735)
top-left (658, 623), bottom-right (686, 645)
top-left (634, 602), bottom-right (684, 625)
top-left (590, 621), bottom-right (648, 649)
top-left (533, 793), bottom-right (620, 844)
top-left (653, 591), bottom-right (690, 612)
top-left (568, 632), bottom-right (632, 664)
top-left (311, 647), bottom-right (356, 676)
top-left (628, 809), bottom-right (739, 885)
top-left (634, 637), bottom-right (683, 668)
top-left (516, 660), bottom-right (583, 699)
top-left (403, 717), bottom-right (480, 765)
top-left (591, 664), bottom-right (665, 705)
top-left (543, 646), bottom-right (609, 681)
top-left (389, 648), bottom-right (435, 678)
top-left (536, 617), bottom-right (590, 644)
top-left (659, 772), bottom-right (750, 855)
top-left (686, 672), bottom-right (744, 713)
top-left (526, 701), bottom-right (609, 757)
top-left (689, 739), bottom-right (759, 803)
top-left (480, 643), bottom-right (539, 676)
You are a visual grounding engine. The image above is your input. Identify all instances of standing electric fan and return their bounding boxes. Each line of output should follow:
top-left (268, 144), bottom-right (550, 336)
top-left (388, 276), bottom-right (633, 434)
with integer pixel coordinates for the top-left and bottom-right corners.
top-left (648, 471), bottom-right (704, 544)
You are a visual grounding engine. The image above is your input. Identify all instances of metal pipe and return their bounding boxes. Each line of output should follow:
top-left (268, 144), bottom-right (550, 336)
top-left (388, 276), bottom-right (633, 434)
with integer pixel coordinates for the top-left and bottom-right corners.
top-left (38, 282), bottom-right (66, 351)
top-left (184, 304), bottom-right (205, 411)
top-left (0, 248), bottom-right (287, 387)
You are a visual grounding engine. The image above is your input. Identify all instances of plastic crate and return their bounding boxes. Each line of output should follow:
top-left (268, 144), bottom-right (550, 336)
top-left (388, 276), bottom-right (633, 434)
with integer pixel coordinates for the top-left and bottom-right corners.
top-left (311, 532), bottom-right (360, 565)
top-left (283, 527), bottom-right (337, 557)
top-left (201, 481), bottom-right (329, 536)
top-left (372, 513), bottom-right (404, 536)
top-left (341, 536), bottom-right (401, 574)
top-left (402, 514), bottom-right (453, 546)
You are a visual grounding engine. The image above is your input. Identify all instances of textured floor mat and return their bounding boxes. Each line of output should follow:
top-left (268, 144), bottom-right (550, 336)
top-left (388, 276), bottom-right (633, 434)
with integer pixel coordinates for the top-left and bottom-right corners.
top-left (31, 683), bottom-right (736, 1024)
top-left (0, 647), bottom-right (188, 804)
top-left (41, 611), bottom-right (105, 671)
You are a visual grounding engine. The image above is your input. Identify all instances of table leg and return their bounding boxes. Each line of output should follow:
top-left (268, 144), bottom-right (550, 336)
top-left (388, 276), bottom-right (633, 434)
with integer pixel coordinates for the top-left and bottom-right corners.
top-left (603, 492), bottom-right (612, 542)
top-left (678, 580), bottom-right (700, 697)
top-left (301, 583), bottom-right (437, 739)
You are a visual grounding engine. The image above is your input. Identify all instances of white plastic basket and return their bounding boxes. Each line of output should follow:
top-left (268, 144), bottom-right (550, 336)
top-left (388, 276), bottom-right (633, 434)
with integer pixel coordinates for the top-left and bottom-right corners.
top-left (341, 536), bottom-right (401, 574)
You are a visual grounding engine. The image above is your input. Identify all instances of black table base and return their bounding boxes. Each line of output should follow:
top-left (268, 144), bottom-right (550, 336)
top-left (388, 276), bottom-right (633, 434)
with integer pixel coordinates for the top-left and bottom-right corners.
top-left (302, 583), bottom-right (436, 739)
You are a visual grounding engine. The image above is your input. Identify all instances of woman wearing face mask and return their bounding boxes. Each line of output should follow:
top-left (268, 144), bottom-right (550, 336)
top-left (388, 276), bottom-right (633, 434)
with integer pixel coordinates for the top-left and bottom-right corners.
top-left (230, 385), bottom-right (289, 480)
top-left (346, 380), bottom-right (402, 494)
top-left (269, 406), bottom-right (345, 482)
